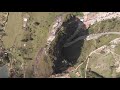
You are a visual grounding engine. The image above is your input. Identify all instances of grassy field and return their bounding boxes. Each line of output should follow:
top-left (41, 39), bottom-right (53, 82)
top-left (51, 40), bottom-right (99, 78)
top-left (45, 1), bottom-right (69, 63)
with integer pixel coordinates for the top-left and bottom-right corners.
top-left (77, 60), bottom-right (87, 78)
top-left (4, 12), bottom-right (120, 78)
top-left (1, 12), bottom-right (66, 77)
top-left (88, 18), bottom-right (120, 34)
top-left (76, 34), bottom-right (119, 58)
top-left (69, 71), bottom-right (79, 78)
top-left (1, 13), bottom-right (25, 77)
top-left (2, 12), bottom-right (23, 49)
top-left (95, 34), bottom-right (120, 48)
top-left (28, 12), bottom-right (64, 57)
top-left (88, 53), bottom-right (115, 78)
top-left (28, 12), bottom-right (76, 51)
top-left (68, 34), bottom-right (120, 78)
top-left (24, 12), bottom-right (65, 77)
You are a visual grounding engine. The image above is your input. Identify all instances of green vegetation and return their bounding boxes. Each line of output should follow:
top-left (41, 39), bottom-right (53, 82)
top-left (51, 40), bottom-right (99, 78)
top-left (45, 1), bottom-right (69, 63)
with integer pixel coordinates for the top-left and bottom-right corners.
top-left (77, 60), bottom-right (87, 78)
top-left (53, 16), bottom-right (120, 77)
top-left (1, 12), bottom-right (120, 78)
top-left (76, 40), bottom-right (96, 65)
top-left (23, 12), bottom-right (64, 77)
top-left (95, 34), bottom-right (120, 48)
top-left (1, 12), bottom-right (65, 77)
top-left (0, 12), bottom-right (84, 77)
top-left (27, 12), bottom-right (64, 58)
top-left (0, 13), bottom-right (25, 77)
top-left (69, 71), bottom-right (79, 78)
top-left (66, 15), bottom-right (120, 78)
top-left (3, 12), bottom-right (23, 49)
top-left (75, 34), bottom-right (120, 78)
top-left (89, 18), bottom-right (120, 34)
top-left (88, 53), bottom-right (115, 78)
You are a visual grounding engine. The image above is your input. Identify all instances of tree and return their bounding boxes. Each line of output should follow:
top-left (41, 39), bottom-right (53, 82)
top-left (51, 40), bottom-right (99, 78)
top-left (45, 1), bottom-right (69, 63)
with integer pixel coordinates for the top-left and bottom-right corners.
top-left (34, 22), bottom-right (40, 26)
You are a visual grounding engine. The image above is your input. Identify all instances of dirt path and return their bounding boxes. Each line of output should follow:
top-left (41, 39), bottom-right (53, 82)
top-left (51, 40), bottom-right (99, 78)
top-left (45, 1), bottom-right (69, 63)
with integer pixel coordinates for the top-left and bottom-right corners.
top-left (83, 12), bottom-right (120, 28)
top-left (54, 12), bottom-right (120, 78)
top-left (84, 37), bottom-right (120, 78)
top-left (68, 45), bottom-right (107, 78)
top-left (64, 32), bottom-right (120, 47)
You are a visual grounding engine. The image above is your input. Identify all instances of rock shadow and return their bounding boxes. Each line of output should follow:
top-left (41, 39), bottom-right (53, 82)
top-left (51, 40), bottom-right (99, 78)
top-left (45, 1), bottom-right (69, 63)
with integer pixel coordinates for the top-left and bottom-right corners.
top-left (50, 15), bottom-right (89, 74)
top-left (61, 20), bottom-right (89, 71)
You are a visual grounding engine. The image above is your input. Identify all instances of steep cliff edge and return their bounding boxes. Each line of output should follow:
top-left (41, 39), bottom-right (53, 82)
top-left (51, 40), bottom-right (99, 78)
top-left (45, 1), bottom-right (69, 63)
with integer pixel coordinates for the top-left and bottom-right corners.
top-left (47, 14), bottom-right (86, 74)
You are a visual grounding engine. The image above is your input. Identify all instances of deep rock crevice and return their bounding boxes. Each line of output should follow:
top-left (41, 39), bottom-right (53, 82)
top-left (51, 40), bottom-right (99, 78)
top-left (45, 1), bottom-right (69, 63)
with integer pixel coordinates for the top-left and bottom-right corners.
top-left (47, 15), bottom-right (89, 74)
